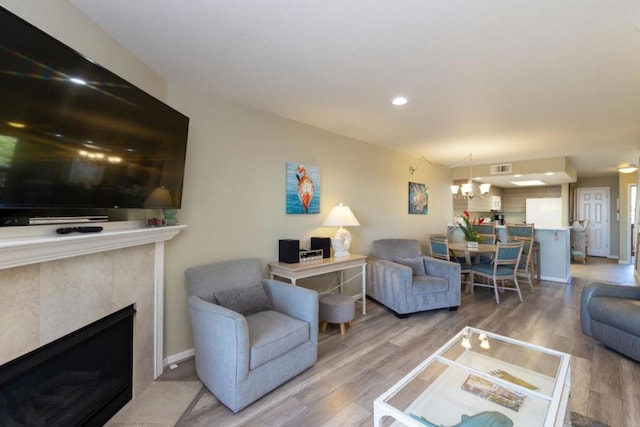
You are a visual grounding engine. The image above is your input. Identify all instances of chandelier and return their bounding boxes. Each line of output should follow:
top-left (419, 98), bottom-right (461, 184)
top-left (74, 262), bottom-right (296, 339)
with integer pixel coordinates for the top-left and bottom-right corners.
top-left (450, 152), bottom-right (491, 199)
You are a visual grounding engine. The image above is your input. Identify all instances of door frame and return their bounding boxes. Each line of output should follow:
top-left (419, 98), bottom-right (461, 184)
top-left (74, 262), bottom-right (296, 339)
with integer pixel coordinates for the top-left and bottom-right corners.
top-left (628, 183), bottom-right (637, 263)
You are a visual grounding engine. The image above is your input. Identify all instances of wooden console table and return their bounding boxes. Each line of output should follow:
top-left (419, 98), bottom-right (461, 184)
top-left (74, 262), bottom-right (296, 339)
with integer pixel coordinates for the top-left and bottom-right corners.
top-left (269, 254), bottom-right (367, 315)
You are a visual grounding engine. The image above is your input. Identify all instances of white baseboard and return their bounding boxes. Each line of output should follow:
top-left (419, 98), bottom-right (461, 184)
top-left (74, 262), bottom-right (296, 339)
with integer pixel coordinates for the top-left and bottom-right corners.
top-left (163, 348), bottom-right (194, 369)
top-left (540, 274), bottom-right (571, 284)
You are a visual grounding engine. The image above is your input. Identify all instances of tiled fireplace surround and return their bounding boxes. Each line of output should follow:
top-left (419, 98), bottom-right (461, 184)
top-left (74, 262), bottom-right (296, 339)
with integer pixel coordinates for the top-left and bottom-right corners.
top-left (0, 221), bottom-right (185, 398)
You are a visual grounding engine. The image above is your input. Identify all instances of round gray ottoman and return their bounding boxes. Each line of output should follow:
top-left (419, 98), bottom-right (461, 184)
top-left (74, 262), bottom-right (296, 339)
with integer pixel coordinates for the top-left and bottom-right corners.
top-left (319, 293), bottom-right (355, 335)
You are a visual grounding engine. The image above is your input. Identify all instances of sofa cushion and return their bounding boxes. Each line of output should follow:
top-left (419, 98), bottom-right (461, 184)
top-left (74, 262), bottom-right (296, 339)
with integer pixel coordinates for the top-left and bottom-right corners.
top-left (589, 296), bottom-right (640, 336)
top-left (214, 284), bottom-right (273, 316)
top-left (372, 239), bottom-right (421, 260)
top-left (246, 310), bottom-right (310, 370)
top-left (412, 275), bottom-right (449, 294)
top-left (394, 257), bottom-right (427, 276)
top-left (472, 263), bottom-right (516, 277)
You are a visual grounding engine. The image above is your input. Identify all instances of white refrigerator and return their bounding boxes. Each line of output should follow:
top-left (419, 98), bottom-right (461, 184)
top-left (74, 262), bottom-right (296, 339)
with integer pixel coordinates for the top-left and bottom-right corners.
top-left (526, 198), bottom-right (564, 227)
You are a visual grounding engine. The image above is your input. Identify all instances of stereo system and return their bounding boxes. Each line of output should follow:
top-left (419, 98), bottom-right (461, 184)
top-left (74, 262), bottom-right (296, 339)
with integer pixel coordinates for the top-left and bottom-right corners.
top-left (310, 237), bottom-right (331, 259)
top-left (279, 237), bottom-right (332, 264)
top-left (298, 248), bottom-right (323, 262)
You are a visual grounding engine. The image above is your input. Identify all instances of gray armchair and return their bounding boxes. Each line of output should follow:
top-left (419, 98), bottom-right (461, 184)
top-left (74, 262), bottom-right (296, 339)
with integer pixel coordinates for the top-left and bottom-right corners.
top-left (581, 282), bottom-right (640, 362)
top-left (367, 239), bottom-right (461, 318)
top-left (185, 258), bottom-right (318, 413)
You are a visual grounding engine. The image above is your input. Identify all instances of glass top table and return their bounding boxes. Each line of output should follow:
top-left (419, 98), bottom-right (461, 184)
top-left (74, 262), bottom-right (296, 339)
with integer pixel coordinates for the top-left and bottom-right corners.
top-left (373, 326), bottom-right (571, 427)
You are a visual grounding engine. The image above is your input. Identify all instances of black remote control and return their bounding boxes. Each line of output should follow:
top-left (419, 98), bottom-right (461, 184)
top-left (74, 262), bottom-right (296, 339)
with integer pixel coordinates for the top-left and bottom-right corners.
top-left (56, 226), bottom-right (104, 234)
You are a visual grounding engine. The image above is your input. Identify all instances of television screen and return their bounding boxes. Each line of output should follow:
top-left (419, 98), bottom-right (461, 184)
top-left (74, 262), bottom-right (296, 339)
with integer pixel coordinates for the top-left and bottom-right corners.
top-left (0, 6), bottom-right (189, 213)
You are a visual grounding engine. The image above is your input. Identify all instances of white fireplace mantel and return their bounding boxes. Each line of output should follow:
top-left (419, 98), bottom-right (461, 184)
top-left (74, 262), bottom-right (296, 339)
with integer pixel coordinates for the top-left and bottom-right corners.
top-left (0, 220), bottom-right (186, 378)
top-left (0, 221), bottom-right (185, 270)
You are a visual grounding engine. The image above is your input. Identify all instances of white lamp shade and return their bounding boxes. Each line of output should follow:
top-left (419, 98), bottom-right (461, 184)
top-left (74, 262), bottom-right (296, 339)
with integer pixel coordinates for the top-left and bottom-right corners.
top-left (322, 203), bottom-right (360, 227)
top-left (450, 185), bottom-right (460, 195)
top-left (323, 203), bottom-right (360, 257)
top-left (144, 186), bottom-right (173, 208)
top-left (479, 183), bottom-right (491, 194)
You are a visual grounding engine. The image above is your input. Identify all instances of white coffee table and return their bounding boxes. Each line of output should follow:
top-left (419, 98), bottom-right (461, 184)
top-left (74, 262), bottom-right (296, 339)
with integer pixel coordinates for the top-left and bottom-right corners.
top-left (373, 326), bottom-right (571, 427)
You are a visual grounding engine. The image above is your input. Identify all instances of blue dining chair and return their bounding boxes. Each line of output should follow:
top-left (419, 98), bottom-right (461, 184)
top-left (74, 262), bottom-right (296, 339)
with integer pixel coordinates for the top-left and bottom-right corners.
top-left (428, 235), bottom-right (473, 292)
top-left (470, 241), bottom-right (524, 304)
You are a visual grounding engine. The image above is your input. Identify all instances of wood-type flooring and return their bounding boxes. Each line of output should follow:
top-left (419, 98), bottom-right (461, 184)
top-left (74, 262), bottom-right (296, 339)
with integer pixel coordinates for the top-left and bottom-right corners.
top-left (173, 257), bottom-right (639, 427)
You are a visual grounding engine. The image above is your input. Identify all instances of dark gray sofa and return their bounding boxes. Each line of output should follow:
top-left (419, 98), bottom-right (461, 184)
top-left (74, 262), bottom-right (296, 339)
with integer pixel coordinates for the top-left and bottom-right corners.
top-left (580, 282), bottom-right (640, 361)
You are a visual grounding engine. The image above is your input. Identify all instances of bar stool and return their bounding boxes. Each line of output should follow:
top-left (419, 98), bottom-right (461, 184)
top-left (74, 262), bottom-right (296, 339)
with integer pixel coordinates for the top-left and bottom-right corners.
top-left (506, 223), bottom-right (539, 282)
top-left (532, 241), bottom-right (541, 280)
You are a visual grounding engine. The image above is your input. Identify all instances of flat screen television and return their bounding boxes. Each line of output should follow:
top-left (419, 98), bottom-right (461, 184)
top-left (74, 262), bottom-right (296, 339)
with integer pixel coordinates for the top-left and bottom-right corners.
top-left (0, 6), bottom-right (189, 218)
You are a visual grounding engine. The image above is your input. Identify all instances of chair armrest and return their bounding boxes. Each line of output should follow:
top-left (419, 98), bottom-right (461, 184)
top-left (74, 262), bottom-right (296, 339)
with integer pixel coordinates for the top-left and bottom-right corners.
top-left (374, 259), bottom-right (414, 291)
top-left (367, 258), bottom-right (414, 308)
top-left (374, 259), bottom-right (413, 281)
top-left (262, 279), bottom-right (319, 345)
top-left (580, 283), bottom-right (640, 336)
top-left (188, 295), bottom-right (251, 381)
top-left (423, 256), bottom-right (461, 283)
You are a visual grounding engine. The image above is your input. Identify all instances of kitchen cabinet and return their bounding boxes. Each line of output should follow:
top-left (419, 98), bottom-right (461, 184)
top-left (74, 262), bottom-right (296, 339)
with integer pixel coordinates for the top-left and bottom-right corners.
top-left (504, 188), bottom-right (528, 213)
top-left (453, 184), bottom-right (503, 212)
top-left (468, 193), bottom-right (495, 212)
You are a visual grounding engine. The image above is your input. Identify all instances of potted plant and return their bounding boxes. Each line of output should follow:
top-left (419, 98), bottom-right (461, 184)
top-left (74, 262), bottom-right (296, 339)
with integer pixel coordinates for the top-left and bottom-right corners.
top-left (459, 211), bottom-right (480, 248)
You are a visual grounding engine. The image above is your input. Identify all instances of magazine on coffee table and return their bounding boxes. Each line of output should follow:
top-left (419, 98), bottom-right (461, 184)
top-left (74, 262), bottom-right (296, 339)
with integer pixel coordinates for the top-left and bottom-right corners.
top-left (489, 369), bottom-right (539, 391)
top-left (461, 370), bottom-right (538, 412)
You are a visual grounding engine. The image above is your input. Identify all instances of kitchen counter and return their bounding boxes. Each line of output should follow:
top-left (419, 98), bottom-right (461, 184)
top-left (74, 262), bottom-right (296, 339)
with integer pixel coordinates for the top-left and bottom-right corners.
top-left (495, 225), bottom-right (570, 231)
top-left (496, 226), bottom-right (571, 283)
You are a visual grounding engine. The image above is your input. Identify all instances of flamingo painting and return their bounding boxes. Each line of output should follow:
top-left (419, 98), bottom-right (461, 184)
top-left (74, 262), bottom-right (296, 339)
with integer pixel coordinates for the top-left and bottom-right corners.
top-left (296, 165), bottom-right (314, 213)
top-left (286, 161), bottom-right (320, 214)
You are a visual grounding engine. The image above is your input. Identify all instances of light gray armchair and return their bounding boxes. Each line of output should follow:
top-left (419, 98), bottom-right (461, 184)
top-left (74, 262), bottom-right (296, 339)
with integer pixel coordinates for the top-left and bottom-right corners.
top-left (367, 239), bottom-right (461, 318)
top-left (185, 258), bottom-right (318, 413)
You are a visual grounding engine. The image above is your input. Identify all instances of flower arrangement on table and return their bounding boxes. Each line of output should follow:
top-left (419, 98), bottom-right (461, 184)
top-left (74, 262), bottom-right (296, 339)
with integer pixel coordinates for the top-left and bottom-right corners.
top-left (458, 211), bottom-right (481, 243)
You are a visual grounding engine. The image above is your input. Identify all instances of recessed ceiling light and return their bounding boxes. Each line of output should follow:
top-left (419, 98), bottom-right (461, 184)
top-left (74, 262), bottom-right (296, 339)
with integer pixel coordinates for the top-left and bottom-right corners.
top-left (391, 96), bottom-right (408, 106)
top-left (511, 180), bottom-right (546, 186)
top-left (618, 164), bottom-right (638, 173)
top-left (545, 172), bottom-right (555, 176)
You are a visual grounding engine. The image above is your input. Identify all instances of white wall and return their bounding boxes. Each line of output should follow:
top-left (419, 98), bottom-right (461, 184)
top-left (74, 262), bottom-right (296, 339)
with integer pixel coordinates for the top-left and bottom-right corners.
top-left (0, 1), bottom-right (456, 359)
top-left (163, 84), bottom-right (453, 356)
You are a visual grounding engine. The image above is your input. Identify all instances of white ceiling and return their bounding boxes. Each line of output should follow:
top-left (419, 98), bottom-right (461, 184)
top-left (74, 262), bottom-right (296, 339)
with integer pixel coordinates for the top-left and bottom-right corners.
top-left (70, 0), bottom-right (640, 182)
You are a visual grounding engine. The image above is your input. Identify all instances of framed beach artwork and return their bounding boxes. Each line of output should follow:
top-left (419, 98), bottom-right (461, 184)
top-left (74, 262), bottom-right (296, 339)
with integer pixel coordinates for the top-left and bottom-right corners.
top-left (286, 161), bottom-right (320, 214)
top-left (408, 182), bottom-right (428, 215)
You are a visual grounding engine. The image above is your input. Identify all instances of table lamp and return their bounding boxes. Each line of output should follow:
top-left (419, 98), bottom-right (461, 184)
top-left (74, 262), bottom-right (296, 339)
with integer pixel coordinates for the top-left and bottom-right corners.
top-left (143, 186), bottom-right (178, 225)
top-left (322, 203), bottom-right (360, 257)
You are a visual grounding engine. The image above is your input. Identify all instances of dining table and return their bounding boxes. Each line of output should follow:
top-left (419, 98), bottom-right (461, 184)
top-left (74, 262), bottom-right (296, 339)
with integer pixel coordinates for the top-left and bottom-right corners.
top-left (448, 242), bottom-right (497, 265)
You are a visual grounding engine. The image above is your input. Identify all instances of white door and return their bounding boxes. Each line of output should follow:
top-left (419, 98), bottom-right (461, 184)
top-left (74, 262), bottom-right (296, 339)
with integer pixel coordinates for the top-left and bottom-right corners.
top-left (576, 187), bottom-right (610, 257)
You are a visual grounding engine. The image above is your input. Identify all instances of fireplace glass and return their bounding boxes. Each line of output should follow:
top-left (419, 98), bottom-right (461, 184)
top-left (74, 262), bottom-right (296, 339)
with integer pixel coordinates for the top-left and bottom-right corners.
top-left (0, 305), bottom-right (135, 426)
